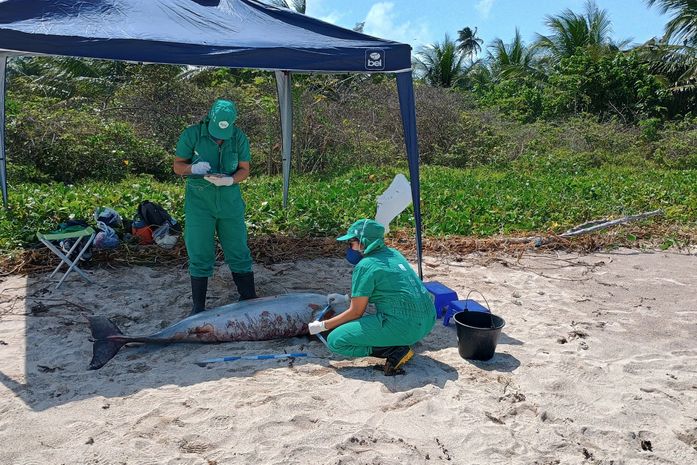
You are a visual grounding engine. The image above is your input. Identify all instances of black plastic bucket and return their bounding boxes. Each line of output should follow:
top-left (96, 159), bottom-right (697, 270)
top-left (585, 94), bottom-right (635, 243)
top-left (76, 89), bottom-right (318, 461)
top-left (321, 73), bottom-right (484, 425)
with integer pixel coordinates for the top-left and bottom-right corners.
top-left (454, 311), bottom-right (506, 361)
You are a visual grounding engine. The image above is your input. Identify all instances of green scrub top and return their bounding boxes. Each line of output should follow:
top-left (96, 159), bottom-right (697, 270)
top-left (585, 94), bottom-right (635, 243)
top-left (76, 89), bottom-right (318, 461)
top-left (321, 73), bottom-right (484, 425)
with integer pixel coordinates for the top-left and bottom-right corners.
top-left (175, 118), bottom-right (251, 217)
top-left (351, 244), bottom-right (434, 317)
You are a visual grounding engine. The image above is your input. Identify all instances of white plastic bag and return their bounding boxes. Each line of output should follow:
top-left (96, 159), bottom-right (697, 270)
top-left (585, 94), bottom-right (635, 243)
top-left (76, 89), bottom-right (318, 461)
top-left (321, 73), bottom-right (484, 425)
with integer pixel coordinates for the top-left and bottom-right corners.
top-left (152, 223), bottom-right (179, 250)
top-left (94, 206), bottom-right (122, 229)
top-left (93, 221), bottom-right (119, 249)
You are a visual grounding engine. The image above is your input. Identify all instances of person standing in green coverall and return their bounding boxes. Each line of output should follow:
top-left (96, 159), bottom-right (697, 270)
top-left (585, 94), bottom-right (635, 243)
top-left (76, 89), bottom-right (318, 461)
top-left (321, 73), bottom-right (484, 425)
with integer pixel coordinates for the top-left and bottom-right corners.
top-left (173, 99), bottom-right (257, 315)
top-left (308, 219), bottom-right (436, 375)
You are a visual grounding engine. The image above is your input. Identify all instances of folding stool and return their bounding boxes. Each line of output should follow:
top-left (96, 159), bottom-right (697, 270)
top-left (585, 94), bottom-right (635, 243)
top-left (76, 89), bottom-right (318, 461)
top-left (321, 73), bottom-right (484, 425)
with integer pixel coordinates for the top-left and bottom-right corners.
top-left (36, 227), bottom-right (96, 289)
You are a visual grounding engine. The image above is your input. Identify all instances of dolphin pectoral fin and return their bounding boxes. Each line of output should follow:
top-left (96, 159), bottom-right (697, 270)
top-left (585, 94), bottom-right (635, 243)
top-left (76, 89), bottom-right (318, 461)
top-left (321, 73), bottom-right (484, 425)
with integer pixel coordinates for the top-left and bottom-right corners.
top-left (87, 316), bottom-right (126, 370)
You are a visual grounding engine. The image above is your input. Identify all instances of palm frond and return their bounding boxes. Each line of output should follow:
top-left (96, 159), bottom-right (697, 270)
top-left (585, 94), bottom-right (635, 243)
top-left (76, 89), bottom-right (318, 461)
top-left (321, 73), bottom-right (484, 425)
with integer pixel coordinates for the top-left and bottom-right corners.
top-left (7, 56), bottom-right (130, 98)
top-left (637, 38), bottom-right (697, 93)
top-left (264, 0), bottom-right (305, 13)
top-left (535, 0), bottom-right (629, 58)
top-left (487, 29), bottom-right (542, 80)
top-left (413, 34), bottom-right (470, 87)
top-left (457, 26), bottom-right (484, 59)
top-left (645, 0), bottom-right (697, 45)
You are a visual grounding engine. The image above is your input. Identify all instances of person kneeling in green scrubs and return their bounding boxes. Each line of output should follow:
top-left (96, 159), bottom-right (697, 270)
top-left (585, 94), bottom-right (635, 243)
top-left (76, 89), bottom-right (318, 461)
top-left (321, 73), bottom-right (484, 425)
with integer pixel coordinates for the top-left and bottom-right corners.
top-left (173, 99), bottom-right (257, 315)
top-left (309, 219), bottom-right (436, 375)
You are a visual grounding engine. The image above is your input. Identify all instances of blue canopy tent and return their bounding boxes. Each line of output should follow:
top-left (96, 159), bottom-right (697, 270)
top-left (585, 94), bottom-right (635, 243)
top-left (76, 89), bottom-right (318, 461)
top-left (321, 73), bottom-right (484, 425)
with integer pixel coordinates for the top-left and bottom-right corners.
top-left (0, 0), bottom-right (424, 277)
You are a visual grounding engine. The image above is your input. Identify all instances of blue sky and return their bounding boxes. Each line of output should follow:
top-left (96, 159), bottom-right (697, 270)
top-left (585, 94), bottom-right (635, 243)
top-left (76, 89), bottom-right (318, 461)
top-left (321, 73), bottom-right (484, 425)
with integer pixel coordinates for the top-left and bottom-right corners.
top-left (305, 0), bottom-right (668, 52)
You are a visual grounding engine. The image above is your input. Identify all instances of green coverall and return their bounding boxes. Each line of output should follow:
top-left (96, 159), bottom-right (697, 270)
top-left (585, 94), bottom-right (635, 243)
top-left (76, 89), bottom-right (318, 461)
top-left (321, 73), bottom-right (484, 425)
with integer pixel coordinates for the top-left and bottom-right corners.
top-left (175, 118), bottom-right (252, 278)
top-left (327, 225), bottom-right (436, 357)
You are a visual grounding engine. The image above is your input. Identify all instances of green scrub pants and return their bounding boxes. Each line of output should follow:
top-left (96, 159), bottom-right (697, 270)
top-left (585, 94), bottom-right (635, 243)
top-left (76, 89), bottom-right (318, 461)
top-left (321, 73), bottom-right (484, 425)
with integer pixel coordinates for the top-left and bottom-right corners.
top-left (184, 183), bottom-right (253, 277)
top-left (327, 310), bottom-right (435, 358)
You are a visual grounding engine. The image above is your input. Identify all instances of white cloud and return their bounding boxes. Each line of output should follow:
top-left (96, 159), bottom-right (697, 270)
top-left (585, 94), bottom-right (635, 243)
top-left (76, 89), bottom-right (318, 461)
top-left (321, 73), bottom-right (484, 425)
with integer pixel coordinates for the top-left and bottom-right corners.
top-left (475, 0), bottom-right (495, 19)
top-left (318, 11), bottom-right (341, 25)
top-left (305, 0), bottom-right (342, 25)
top-left (363, 2), bottom-right (430, 49)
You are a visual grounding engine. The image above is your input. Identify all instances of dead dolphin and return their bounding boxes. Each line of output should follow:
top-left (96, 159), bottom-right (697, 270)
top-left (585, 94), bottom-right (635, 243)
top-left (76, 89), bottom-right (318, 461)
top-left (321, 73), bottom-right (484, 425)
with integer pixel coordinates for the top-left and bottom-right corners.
top-left (87, 293), bottom-right (344, 370)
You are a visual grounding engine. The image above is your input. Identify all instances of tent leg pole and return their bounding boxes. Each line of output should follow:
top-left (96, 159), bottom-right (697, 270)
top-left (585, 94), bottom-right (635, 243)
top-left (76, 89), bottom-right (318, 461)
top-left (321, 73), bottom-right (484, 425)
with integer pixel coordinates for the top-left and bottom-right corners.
top-left (0, 54), bottom-right (9, 209)
top-left (275, 70), bottom-right (293, 209)
top-left (396, 72), bottom-right (423, 279)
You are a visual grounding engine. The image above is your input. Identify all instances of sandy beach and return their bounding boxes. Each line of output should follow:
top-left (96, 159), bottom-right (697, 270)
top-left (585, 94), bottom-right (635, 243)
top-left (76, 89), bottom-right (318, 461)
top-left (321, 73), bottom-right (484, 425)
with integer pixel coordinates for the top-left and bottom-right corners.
top-left (1, 248), bottom-right (696, 464)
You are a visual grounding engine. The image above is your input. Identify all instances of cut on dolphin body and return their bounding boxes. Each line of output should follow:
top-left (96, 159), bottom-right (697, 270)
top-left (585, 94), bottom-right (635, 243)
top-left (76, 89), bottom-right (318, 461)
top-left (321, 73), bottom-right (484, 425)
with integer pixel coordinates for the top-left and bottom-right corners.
top-left (87, 293), bottom-right (347, 370)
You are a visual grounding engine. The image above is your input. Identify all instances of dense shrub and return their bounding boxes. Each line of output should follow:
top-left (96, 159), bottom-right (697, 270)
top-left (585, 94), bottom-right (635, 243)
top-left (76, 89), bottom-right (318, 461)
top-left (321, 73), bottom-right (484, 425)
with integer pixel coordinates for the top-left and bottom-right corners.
top-left (477, 50), bottom-right (671, 124)
top-left (477, 77), bottom-right (544, 123)
top-left (112, 65), bottom-right (246, 150)
top-left (542, 51), bottom-right (670, 122)
top-left (7, 98), bottom-right (170, 182)
top-left (430, 114), bottom-right (655, 169)
top-left (647, 117), bottom-right (697, 170)
top-left (4, 58), bottom-right (697, 188)
top-left (413, 84), bottom-right (476, 162)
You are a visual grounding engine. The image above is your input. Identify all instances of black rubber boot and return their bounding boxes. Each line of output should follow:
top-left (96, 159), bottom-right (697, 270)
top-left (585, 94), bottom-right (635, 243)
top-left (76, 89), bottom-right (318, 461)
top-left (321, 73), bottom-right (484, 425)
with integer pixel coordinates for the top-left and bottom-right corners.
top-left (232, 271), bottom-right (258, 301)
top-left (370, 346), bottom-right (394, 359)
top-left (190, 276), bottom-right (208, 316)
top-left (371, 346), bottom-right (414, 376)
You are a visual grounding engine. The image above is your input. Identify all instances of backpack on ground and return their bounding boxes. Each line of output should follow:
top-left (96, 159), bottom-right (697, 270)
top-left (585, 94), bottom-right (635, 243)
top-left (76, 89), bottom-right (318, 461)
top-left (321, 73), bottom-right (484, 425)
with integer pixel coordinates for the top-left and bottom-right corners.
top-left (132, 201), bottom-right (181, 247)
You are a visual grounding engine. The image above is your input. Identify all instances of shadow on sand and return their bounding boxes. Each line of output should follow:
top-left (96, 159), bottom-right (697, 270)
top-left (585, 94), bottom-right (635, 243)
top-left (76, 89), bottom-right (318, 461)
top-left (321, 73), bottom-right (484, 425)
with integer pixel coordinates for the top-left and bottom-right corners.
top-left (0, 268), bottom-right (350, 411)
top-left (333, 354), bottom-right (459, 393)
top-left (0, 264), bottom-right (463, 410)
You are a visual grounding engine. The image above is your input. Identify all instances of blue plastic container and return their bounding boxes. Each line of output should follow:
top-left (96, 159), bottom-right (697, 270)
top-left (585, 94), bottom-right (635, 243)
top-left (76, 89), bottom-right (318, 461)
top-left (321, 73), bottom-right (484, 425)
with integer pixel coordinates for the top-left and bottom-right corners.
top-left (423, 281), bottom-right (458, 318)
top-left (444, 299), bottom-right (490, 326)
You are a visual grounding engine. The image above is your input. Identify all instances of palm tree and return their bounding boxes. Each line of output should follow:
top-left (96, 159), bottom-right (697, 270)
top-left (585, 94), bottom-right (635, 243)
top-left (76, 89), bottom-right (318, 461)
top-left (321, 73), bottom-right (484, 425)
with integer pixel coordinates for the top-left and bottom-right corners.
top-left (641, 1), bottom-right (697, 95)
top-left (487, 29), bottom-right (541, 80)
top-left (645, 0), bottom-right (697, 45)
top-left (639, 38), bottom-right (697, 95)
top-left (413, 34), bottom-right (470, 87)
top-left (457, 26), bottom-right (484, 61)
top-left (535, 0), bottom-right (630, 59)
top-left (467, 62), bottom-right (494, 90)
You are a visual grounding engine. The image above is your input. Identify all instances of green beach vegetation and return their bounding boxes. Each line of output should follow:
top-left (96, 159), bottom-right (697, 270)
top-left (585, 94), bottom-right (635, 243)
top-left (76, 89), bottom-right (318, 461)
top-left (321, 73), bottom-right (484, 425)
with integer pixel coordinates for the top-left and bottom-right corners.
top-left (2, 0), bottom-right (696, 255)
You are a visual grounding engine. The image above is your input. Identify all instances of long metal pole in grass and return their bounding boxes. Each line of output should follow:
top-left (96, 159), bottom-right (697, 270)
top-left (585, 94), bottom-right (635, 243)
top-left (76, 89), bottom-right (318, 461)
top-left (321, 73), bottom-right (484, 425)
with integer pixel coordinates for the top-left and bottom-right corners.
top-left (559, 210), bottom-right (664, 237)
top-left (0, 53), bottom-right (7, 209)
top-left (504, 209), bottom-right (665, 245)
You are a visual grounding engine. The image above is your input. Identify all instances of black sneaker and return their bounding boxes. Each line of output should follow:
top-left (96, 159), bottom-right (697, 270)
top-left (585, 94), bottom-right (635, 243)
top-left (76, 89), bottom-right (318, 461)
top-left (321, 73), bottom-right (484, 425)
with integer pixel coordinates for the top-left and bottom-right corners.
top-left (375, 346), bottom-right (414, 376)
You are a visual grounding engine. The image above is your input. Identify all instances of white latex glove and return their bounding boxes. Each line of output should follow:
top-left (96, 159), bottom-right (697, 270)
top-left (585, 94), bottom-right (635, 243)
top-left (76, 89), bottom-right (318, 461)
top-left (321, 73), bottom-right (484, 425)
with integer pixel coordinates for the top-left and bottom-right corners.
top-left (204, 175), bottom-right (235, 187)
top-left (190, 161), bottom-right (211, 175)
top-left (308, 320), bottom-right (327, 335)
top-left (327, 293), bottom-right (350, 305)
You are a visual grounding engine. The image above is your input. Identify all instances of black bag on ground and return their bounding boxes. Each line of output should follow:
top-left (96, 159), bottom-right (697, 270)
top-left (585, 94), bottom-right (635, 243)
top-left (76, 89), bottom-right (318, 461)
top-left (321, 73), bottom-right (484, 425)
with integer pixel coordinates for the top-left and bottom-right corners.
top-left (133, 201), bottom-right (181, 248)
top-left (136, 201), bottom-right (181, 233)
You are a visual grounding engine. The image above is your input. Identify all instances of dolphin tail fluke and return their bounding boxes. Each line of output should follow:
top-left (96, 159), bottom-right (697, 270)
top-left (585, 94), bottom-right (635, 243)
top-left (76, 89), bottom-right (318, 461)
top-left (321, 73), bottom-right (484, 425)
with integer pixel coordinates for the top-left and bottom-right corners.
top-left (88, 316), bottom-right (126, 370)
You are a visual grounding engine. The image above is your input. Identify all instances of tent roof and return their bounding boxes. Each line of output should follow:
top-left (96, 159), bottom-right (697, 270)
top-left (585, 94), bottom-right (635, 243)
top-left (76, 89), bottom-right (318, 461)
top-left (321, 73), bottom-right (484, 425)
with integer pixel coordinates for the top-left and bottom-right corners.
top-left (0, 0), bottom-right (412, 73)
